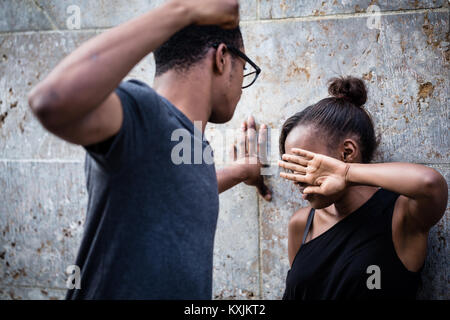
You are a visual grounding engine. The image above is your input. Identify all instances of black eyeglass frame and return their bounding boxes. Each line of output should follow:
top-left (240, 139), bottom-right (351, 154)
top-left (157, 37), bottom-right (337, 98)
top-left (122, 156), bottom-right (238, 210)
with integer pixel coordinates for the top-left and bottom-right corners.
top-left (212, 43), bottom-right (261, 89)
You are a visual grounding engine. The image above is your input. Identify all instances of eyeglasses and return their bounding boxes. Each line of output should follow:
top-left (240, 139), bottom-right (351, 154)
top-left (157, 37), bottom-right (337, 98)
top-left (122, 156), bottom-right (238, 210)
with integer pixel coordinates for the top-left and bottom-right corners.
top-left (212, 43), bottom-right (261, 89)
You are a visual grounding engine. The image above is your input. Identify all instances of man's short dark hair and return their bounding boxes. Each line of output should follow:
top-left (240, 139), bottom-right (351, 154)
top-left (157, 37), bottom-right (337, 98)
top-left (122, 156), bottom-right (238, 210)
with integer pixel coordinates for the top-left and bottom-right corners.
top-left (154, 25), bottom-right (243, 76)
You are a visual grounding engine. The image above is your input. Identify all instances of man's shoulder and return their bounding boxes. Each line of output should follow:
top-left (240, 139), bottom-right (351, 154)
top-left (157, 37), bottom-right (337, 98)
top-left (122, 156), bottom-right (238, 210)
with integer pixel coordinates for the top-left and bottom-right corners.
top-left (118, 79), bottom-right (156, 98)
top-left (116, 79), bottom-right (165, 119)
top-left (122, 78), bottom-right (150, 88)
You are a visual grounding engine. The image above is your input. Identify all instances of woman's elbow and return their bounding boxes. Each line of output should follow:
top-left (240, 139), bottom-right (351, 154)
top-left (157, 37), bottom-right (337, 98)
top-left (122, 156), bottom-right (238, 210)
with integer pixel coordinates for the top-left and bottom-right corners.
top-left (423, 169), bottom-right (447, 191)
top-left (422, 168), bottom-right (448, 210)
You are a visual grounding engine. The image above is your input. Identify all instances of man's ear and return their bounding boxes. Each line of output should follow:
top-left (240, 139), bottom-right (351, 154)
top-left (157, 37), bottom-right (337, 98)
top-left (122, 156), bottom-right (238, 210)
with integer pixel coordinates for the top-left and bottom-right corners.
top-left (214, 43), bottom-right (227, 74)
top-left (341, 138), bottom-right (360, 163)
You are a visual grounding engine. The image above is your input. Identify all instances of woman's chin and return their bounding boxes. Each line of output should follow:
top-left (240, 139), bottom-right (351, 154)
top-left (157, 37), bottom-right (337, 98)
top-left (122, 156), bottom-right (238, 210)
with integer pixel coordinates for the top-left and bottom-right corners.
top-left (303, 194), bottom-right (333, 209)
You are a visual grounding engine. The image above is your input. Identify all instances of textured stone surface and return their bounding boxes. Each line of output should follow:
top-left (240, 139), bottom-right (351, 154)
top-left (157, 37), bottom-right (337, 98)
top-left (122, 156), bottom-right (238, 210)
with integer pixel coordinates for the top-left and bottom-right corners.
top-left (0, 286), bottom-right (65, 300)
top-left (213, 181), bottom-right (260, 300)
top-left (0, 1), bottom-right (448, 300)
top-left (0, 0), bottom-right (257, 32)
top-left (419, 206), bottom-right (450, 300)
top-left (0, 31), bottom-right (154, 160)
top-left (259, 0), bottom-right (447, 19)
top-left (234, 11), bottom-right (450, 164)
top-left (0, 161), bottom-right (86, 289)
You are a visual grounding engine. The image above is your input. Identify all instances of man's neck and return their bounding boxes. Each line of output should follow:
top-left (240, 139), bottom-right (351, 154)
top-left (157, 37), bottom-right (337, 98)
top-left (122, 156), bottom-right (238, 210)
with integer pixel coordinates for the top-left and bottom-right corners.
top-left (153, 68), bottom-right (212, 133)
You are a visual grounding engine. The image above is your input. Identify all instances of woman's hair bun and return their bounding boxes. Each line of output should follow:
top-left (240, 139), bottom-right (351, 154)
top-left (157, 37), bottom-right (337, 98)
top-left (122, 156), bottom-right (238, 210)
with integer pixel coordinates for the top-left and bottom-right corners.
top-left (328, 76), bottom-right (367, 107)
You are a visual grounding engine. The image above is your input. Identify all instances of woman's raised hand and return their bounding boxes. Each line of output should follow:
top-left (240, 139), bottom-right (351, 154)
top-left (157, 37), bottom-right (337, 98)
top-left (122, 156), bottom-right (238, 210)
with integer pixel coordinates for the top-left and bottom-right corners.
top-left (278, 148), bottom-right (350, 197)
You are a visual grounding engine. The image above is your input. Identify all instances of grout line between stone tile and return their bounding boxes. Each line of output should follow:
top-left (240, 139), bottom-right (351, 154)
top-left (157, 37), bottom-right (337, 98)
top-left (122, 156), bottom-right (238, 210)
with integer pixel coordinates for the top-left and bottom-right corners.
top-left (0, 159), bottom-right (83, 163)
top-left (244, 6), bottom-right (449, 24)
top-left (0, 6), bottom-right (447, 36)
top-left (256, 0), bottom-right (260, 21)
top-left (257, 192), bottom-right (263, 299)
top-left (0, 283), bottom-right (68, 291)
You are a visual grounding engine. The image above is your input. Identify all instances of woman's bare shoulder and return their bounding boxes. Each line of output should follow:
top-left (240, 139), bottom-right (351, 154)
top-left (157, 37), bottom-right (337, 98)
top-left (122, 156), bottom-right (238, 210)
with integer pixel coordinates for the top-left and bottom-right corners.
top-left (288, 206), bottom-right (312, 232)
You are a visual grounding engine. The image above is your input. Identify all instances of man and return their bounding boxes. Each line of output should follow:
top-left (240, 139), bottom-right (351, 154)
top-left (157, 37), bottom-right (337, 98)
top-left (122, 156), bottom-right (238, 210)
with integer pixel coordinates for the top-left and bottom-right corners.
top-left (28, 0), bottom-right (271, 299)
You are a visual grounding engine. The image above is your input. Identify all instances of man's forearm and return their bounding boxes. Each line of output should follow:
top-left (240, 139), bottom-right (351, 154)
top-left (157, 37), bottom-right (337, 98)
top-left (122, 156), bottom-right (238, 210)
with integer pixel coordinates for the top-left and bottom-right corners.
top-left (28, 1), bottom-right (192, 127)
top-left (217, 164), bottom-right (248, 193)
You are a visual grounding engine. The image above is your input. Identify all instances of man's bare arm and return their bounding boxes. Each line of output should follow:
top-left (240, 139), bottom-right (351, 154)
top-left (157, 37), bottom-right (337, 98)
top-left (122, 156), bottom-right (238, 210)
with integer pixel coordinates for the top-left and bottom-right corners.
top-left (28, 0), bottom-right (239, 146)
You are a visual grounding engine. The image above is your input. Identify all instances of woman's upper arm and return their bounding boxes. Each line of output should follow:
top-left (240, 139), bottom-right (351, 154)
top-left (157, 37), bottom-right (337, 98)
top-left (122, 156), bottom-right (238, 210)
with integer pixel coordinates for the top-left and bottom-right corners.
top-left (393, 171), bottom-right (447, 272)
top-left (400, 169), bottom-right (448, 234)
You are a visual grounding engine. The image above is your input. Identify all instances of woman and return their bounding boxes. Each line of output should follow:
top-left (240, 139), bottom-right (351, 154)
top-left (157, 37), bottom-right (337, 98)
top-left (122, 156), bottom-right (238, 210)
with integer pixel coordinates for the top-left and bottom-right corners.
top-left (278, 76), bottom-right (447, 299)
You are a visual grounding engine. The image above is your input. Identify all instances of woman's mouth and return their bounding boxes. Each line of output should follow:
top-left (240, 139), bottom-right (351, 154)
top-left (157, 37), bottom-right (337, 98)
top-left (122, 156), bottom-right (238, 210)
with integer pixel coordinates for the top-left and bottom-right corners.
top-left (303, 193), bottom-right (313, 201)
top-left (295, 182), bottom-right (307, 194)
top-left (295, 183), bottom-right (314, 201)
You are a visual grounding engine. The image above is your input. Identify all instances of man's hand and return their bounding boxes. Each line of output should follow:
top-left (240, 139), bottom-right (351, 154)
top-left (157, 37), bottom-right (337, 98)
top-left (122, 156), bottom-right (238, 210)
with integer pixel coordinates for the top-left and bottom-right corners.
top-left (278, 148), bottom-right (349, 198)
top-left (231, 116), bottom-right (272, 201)
top-left (182, 0), bottom-right (240, 29)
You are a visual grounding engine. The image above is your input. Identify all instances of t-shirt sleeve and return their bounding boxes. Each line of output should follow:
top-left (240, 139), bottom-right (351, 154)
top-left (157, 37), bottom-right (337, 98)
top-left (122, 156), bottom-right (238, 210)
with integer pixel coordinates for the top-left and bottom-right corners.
top-left (84, 79), bottom-right (162, 172)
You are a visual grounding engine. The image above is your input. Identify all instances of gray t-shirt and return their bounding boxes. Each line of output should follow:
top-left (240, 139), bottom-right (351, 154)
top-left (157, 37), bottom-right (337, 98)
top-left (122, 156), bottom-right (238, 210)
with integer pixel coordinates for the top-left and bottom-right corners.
top-left (66, 80), bottom-right (219, 299)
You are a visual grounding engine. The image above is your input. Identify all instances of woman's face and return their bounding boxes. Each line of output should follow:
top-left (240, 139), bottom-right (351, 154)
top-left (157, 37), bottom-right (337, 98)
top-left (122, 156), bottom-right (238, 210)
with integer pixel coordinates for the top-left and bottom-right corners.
top-left (283, 124), bottom-right (345, 209)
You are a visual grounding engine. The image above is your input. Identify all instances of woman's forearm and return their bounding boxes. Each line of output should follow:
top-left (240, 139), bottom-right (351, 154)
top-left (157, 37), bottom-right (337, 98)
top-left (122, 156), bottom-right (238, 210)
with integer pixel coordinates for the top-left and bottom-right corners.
top-left (280, 148), bottom-right (447, 231)
top-left (346, 162), bottom-right (447, 201)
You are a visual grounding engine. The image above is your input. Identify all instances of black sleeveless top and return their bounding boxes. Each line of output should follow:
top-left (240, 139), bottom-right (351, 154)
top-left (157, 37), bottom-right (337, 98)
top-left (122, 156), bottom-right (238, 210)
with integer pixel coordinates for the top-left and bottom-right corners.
top-left (283, 188), bottom-right (422, 300)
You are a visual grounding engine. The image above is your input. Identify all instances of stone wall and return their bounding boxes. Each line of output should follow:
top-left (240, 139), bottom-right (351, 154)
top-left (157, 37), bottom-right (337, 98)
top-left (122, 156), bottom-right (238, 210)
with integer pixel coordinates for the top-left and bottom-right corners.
top-left (0, 0), bottom-right (448, 299)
